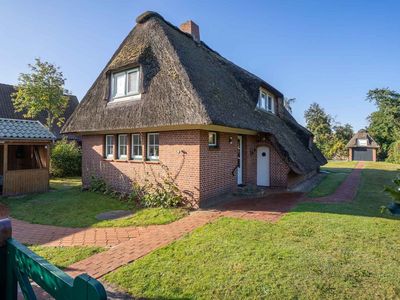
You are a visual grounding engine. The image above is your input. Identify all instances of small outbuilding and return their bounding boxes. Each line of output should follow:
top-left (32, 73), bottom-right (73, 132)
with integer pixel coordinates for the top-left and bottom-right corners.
top-left (346, 129), bottom-right (379, 161)
top-left (0, 118), bottom-right (55, 196)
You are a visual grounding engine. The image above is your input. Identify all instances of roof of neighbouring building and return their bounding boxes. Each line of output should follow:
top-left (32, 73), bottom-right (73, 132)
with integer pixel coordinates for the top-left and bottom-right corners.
top-left (0, 118), bottom-right (56, 140)
top-left (62, 11), bottom-right (326, 174)
top-left (0, 83), bottom-right (79, 139)
top-left (346, 129), bottom-right (380, 148)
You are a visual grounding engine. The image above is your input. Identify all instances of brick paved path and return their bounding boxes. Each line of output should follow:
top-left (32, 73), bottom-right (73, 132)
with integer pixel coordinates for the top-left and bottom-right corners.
top-left (307, 161), bottom-right (365, 202)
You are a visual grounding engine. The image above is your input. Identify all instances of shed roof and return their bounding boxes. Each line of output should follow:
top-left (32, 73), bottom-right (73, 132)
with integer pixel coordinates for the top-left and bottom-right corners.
top-left (0, 83), bottom-right (79, 139)
top-left (0, 118), bottom-right (55, 140)
top-left (346, 129), bottom-right (379, 148)
top-left (62, 11), bottom-right (326, 174)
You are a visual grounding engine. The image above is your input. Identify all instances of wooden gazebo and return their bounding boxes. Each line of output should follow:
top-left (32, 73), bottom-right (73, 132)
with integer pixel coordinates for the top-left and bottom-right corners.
top-left (0, 118), bottom-right (55, 196)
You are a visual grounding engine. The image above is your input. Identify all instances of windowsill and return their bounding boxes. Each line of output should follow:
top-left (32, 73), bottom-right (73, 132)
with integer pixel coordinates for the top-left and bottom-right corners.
top-left (130, 158), bottom-right (144, 163)
top-left (208, 145), bottom-right (219, 150)
top-left (255, 107), bottom-right (275, 115)
top-left (108, 94), bottom-right (141, 104)
top-left (145, 159), bottom-right (160, 164)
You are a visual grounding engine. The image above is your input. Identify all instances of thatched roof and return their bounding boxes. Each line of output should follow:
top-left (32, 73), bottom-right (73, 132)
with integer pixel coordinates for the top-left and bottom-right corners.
top-left (62, 11), bottom-right (326, 174)
top-left (0, 83), bottom-right (78, 139)
top-left (346, 129), bottom-right (379, 148)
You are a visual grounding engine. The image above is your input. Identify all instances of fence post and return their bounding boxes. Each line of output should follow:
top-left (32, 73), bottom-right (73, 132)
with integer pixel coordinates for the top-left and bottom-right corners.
top-left (0, 218), bottom-right (13, 299)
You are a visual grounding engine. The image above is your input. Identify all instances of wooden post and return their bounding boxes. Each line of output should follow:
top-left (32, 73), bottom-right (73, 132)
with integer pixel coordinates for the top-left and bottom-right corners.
top-left (0, 218), bottom-right (16, 300)
top-left (3, 144), bottom-right (8, 196)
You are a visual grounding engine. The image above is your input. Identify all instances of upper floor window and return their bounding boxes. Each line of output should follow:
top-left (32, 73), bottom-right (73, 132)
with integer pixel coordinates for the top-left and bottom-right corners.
top-left (147, 133), bottom-right (159, 161)
top-left (111, 68), bottom-right (140, 102)
top-left (131, 134), bottom-right (142, 160)
top-left (105, 135), bottom-right (114, 159)
top-left (257, 90), bottom-right (275, 114)
top-left (357, 139), bottom-right (368, 147)
top-left (118, 134), bottom-right (128, 159)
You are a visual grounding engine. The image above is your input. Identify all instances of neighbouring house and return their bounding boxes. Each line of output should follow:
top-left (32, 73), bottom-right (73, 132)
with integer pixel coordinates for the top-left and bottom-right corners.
top-left (0, 118), bottom-right (55, 196)
top-left (346, 129), bottom-right (379, 162)
top-left (0, 83), bottom-right (79, 140)
top-left (62, 11), bottom-right (326, 207)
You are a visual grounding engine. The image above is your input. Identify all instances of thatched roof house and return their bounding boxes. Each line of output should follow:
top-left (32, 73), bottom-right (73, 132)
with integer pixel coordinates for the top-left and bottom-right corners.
top-left (63, 11), bottom-right (326, 207)
top-left (0, 83), bottom-right (79, 140)
top-left (346, 129), bottom-right (379, 161)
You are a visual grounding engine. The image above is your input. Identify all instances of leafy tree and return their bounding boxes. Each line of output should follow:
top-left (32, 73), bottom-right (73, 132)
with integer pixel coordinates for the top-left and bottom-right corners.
top-left (50, 139), bottom-right (82, 177)
top-left (12, 58), bottom-right (69, 129)
top-left (367, 88), bottom-right (400, 160)
top-left (329, 123), bottom-right (354, 159)
top-left (304, 103), bottom-right (333, 158)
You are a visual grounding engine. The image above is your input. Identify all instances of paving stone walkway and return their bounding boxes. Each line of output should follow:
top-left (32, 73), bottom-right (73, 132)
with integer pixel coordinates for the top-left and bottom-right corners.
top-left (2, 160), bottom-right (365, 283)
top-left (306, 161), bottom-right (365, 203)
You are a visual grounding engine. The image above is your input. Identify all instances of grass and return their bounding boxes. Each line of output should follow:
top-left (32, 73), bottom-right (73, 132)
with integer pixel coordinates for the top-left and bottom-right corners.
top-left (308, 160), bottom-right (357, 198)
top-left (0, 178), bottom-right (187, 228)
top-left (29, 246), bottom-right (104, 269)
top-left (105, 161), bottom-right (400, 299)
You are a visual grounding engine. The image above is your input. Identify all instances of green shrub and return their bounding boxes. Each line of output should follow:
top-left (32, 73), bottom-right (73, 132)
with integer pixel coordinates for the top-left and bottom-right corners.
top-left (387, 140), bottom-right (400, 164)
top-left (50, 139), bottom-right (82, 177)
top-left (88, 176), bottom-right (109, 194)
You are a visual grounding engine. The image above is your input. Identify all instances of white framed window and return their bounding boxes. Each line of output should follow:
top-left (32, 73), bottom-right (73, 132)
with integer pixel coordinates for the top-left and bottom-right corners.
top-left (131, 134), bottom-right (142, 160)
top-left (357, 139), bottom-right (368, 147)
top-left (208, 132), bottom-right (217, 147)
top-left (111, 68), bottom-right (140, 102)
top-left (257, 90), bottom-right (275, 114)
top-left (118, 134), bottom-right (128, 159)
top-left (105, 135), bottom-right (114, 159)
top-left (147, 133), bottom-right (159, 160)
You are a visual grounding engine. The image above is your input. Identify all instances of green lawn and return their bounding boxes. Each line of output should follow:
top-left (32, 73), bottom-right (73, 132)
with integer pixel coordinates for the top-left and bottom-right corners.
top-left (0, 178), bottom-right (187, 228)
top-left (105, 161), bottom-right (400, 299)
top-left (308, 160), bottom-right (356, 198)
top-left (29, 246), bottom-right (104, 269)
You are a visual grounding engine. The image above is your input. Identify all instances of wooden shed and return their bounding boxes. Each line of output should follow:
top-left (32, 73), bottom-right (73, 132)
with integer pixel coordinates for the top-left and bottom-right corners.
top-left (0, 118), bottom-right (55, 196)
top-left (346, 129), bottom-right (379, 161)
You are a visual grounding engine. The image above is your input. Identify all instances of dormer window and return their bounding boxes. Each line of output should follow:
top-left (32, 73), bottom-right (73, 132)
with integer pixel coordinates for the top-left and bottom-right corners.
top-left (110, 68), bottom-right (140, 102)
top-left (357, 139), bottom-right (368, 146)
top-left (257, 90), bottom-right (275, 114)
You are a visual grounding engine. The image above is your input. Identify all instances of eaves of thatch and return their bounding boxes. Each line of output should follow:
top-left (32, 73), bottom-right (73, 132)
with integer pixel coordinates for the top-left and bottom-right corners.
top-left (62, 11), bottom-right (326, 174)
top-left (346, 129), bottom-right (379, 149)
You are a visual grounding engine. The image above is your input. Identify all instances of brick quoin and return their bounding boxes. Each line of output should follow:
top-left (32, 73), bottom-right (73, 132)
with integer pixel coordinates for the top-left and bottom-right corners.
top-left (82, 129), bottom-right (304, 207)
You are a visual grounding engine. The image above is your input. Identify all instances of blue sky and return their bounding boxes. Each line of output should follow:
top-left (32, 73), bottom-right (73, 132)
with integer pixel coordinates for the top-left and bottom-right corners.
top-left (0, 0), bottom-right (399, 129)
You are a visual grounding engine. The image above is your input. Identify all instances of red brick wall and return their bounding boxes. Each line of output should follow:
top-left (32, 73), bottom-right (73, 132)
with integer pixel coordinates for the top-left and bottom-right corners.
top-left (82, 130), bottom-right (201, 206)
top-left (199, 131), bottom-right (238, 205)
top-left (244, 135), bottom-right (291, 187)
top-left (82, 130), bottom-right (309, 207)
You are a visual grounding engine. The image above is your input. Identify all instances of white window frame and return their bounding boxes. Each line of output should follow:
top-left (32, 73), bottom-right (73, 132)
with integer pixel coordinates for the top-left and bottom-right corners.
top-left (357, 139), bottom-right (368, 147)
top-left (147, 133), bottom-right (159, 161)
top-left (257, 90), bottom-right (275, 114)
top-left (131, 134), bottom-right (143, 160)
top-left (208, 132), bottom-right (218, 147)
top-left (105, 135), bottom-right (114, 159)
top-left (110, 68), bottom-right (141, 102)
top-left (118, 134), bottom-right (128, 160)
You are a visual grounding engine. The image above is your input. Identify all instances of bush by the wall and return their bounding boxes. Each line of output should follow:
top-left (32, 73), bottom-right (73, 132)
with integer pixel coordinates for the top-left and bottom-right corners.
top-left (50, 139), bottom-right (82, 177)
top-left (387, 140), bottom-right (400, 164)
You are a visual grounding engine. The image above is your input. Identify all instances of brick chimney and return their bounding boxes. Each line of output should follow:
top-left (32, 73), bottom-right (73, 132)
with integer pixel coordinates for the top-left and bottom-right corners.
top-left (180, 20), bottom-right (200, 42)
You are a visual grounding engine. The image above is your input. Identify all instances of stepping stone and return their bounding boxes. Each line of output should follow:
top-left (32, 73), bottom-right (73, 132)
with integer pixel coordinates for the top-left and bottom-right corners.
top-left (96, 210), bottom-right (133, 220)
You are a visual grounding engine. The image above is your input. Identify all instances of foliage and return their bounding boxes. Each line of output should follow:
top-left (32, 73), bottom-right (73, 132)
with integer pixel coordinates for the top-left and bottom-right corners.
top-left (1, 178), bottom-right (186, 228)
top-left (12, 58), bottom-right (69, 129)
top-left (384, 176), bottom-right (400, 204)
top-left (50, 139), bottom-right (82, 177)
top-left (89, 176), bottom-right (110, 194)
top-left (304, 103), bottom-right (353, 159)
top-left (367, 88), bottom-right (400, 160)
top-left (29, 246), bottom-right (104, 269)
top-left (387, 140), bottom-right (400, 164)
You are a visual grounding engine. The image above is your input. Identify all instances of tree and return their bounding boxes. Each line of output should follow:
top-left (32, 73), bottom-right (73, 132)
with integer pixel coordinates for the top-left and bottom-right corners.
top-left (366, 88), bottom-right (400, 160)
top-left (304, 103), bottom-right (333, 158)
top-left (329, 123), bottom-right (354, 159)
top-left (12, 58), bottom-right (69, 129)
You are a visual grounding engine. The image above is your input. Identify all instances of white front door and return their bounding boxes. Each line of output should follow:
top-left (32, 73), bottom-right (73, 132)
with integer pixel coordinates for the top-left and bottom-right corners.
top-left (257, 146), bottom-right (270, 186)
top-left (237, 136), bottom-right (243, 185)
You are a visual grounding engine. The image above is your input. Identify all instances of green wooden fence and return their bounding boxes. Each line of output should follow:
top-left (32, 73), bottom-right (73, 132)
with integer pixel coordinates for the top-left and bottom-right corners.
top-left (0, 218), bottom-right (107, 299)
